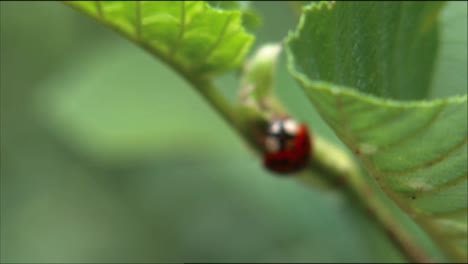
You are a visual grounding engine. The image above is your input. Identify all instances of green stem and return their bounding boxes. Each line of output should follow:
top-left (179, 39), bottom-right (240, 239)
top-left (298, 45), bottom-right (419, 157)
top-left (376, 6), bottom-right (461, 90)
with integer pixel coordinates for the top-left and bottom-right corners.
top-left (62, 3), bottom-right (434, 262)
top-left (189, 77), bottom-right (264, 153)
top-left (296, 132), bottom-right (431, 263)
top-left (189, 78), bottom-right (433, 264)
top-left (345, 168), bottom-right (433, 263)
top-left (191, 78), bottom-right (245, 136)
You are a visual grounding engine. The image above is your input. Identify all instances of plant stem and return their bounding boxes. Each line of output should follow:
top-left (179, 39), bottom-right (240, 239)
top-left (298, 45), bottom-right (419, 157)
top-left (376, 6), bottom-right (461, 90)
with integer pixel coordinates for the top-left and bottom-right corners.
top-left (62, 2), bottom-right (434, 263)
top-left (188, 77), bottom-right (433, 264)
top-left (188, 77), bottom-right (263, 153)
top-left (110, 23), bottom-right (435, 264)
top-left (299, 134), bottom-right (432, 263)
top-left (344, 169), bottom-right (433, 263)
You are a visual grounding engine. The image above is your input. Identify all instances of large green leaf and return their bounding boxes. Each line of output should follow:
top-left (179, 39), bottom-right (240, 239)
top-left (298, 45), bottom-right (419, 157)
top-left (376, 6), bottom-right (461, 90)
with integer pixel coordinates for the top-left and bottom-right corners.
top-left (64, 1), bottom-right (254, 75)
top-left (207, 1), bottom-right (262, 31)
top-left (287, 1), bottom-right (467, 262)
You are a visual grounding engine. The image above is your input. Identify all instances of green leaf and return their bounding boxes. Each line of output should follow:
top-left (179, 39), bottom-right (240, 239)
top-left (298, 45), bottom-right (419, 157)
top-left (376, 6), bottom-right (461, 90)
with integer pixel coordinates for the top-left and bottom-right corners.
top-left (431, 1), bottom-right (468, 98)
top-left (287, 1), bottom-right (467, 262)
top-left (206, 1), bottom-right (262, 32)
top-left (64, 1), bottom-right (254, 75)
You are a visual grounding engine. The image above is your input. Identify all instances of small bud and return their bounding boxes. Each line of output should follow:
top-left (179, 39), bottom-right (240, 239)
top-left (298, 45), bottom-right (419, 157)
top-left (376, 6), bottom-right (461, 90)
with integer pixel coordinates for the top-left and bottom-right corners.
top-left (239, 43), bottom-right (282, 110)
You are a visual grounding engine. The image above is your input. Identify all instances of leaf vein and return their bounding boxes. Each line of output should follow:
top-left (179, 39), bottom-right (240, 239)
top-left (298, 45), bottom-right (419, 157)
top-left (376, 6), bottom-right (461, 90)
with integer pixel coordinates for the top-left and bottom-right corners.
top-left (413, 174), bottom-right (467, 197)
top-left (95, 1), bottom-right (104, 19)
top-left (377, 104), bottom-right (446, 151)
top-left (170, 1), bottom-right (185, 58)
top-left (426, 208), bottom-right (468, 217)
top-left (199, 13), bottom-right (233, 66)
top-left (352, 109), bottom-right (406, 134)
top-left (378, 138), bottom-right (467, 175)
top-left (135, 1), bottom-right (142, 40)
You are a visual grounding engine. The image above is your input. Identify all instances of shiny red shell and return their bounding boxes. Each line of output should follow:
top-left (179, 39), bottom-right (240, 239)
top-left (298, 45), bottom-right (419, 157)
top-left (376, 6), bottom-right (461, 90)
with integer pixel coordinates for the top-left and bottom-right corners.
top-left (263, 119), bottom-right (312, 174)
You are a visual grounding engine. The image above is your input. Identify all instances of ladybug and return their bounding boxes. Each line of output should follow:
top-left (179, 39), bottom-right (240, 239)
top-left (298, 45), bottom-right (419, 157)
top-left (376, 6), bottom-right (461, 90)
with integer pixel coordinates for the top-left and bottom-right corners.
top-left (263, 117), bottom-right (312, 174)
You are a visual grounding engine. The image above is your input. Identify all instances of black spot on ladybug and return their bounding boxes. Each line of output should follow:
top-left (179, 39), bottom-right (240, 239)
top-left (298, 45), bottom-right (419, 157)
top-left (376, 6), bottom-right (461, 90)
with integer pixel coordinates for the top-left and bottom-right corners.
top-left (276, 159), bottom-right (290, 165)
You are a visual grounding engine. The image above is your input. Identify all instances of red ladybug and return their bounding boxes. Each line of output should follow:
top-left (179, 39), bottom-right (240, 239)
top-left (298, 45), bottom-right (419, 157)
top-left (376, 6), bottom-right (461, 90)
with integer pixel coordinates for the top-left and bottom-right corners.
top-left (263, 117), bottom-right (312, 174)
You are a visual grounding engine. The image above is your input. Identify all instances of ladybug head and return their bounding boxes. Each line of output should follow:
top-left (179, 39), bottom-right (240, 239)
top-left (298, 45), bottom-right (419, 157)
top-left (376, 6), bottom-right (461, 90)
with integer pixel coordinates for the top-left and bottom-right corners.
top-left (264, 118), bottom-right (300, 153)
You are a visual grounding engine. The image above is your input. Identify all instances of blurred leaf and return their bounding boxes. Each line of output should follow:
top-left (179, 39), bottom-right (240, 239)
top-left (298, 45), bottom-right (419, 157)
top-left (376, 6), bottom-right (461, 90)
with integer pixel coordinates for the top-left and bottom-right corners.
top-left (207, 1), bottom-right (262, 31)
top-left (287, 1), bottom-right (467, 262)
top-left (207, 1), bottom-right (245, 10)
top-left (35, 42), bottom-right (248, 166)
top-left (241, 9), bottom-right (262, 32)
top-left (65, 1), bottom-right (254, 75)
top-left (430, 1), bottom-right (468, 98)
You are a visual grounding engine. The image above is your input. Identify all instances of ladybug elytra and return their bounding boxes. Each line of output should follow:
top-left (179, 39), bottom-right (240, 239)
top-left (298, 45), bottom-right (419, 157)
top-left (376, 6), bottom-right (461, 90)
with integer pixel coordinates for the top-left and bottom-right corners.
top-left (263, 117), bottom-right (312, 174)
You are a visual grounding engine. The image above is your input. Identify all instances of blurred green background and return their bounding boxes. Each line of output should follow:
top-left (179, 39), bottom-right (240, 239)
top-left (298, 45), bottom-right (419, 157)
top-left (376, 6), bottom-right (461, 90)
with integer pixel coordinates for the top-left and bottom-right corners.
top-left (0, 1), bottom-right (465, 263)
